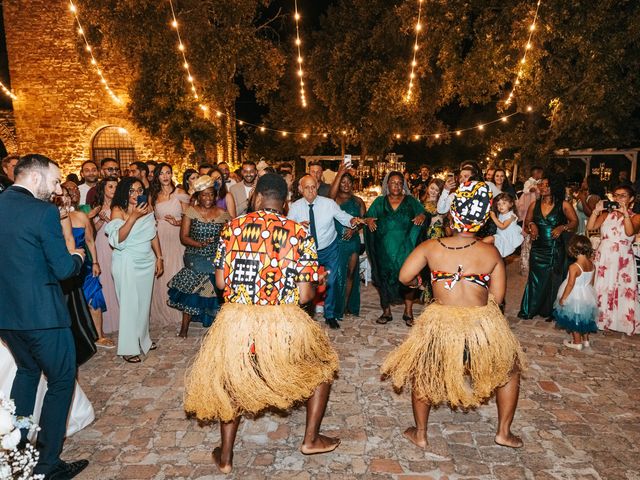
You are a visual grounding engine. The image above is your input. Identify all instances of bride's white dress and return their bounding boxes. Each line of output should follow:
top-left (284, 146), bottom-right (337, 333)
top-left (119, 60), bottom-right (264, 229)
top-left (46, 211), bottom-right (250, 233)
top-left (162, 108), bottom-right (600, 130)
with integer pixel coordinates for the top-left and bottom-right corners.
top-left (0, 341), bottom-right (94, 437)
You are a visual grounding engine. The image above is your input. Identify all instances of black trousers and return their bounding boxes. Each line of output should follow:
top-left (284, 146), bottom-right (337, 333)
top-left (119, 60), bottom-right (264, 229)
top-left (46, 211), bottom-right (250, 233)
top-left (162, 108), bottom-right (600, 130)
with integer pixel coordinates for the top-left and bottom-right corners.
top-left (0, 328), bottom-right (76, 475)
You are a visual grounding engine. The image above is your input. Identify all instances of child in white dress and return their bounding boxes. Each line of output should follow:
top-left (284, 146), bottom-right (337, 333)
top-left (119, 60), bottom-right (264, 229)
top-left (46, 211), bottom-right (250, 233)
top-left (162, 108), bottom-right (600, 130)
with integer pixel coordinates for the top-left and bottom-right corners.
top-left (482, 193), bottom-right (523, 257)
top-left (553, 235), bottom-right (598, 350)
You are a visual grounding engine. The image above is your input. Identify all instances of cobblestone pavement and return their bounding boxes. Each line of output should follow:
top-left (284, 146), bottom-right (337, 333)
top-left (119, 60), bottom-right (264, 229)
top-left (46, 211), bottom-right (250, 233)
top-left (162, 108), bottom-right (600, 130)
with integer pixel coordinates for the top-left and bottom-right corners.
top-left (66, 261), bottom-right (640, 479)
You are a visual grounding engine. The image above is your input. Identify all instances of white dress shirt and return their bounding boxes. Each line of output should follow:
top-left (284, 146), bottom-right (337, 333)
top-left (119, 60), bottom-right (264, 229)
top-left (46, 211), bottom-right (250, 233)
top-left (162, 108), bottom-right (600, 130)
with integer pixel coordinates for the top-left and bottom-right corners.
top-left (288, 195), bottom-right (354, 250)
top-left (78, 183), bottom-right (92, 205)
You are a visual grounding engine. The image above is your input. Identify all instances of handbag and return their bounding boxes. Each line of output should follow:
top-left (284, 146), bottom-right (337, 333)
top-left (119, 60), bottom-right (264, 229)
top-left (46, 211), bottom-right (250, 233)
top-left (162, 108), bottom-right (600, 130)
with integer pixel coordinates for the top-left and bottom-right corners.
top-left (61, 277), bottom-right (98, 366)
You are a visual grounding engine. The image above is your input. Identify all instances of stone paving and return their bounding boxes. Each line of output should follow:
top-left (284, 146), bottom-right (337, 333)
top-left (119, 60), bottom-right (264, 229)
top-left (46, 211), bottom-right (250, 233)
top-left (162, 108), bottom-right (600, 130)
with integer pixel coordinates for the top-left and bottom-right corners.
top-left (65, 261), bottom-right (640, 479)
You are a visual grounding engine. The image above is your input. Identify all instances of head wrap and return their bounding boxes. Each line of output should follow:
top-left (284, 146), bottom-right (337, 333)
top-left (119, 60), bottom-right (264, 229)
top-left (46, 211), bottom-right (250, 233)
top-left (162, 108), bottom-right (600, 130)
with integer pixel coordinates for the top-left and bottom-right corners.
top-left (192, 174), bottom-right (215, 193)
top-left (450, 181), bottom-right (493, 232)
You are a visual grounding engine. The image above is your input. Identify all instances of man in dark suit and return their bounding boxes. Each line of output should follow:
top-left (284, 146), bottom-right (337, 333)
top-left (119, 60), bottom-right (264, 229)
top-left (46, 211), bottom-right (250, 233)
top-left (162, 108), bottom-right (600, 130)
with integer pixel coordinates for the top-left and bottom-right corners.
top-left (0, 154), bottom-right (89, 479)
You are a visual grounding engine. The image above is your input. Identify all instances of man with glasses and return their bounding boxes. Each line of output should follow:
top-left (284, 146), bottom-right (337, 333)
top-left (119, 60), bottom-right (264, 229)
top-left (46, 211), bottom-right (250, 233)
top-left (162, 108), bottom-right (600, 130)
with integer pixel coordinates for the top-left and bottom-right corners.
top-left (289, 175), bottom-right (363, 329)
top-left (86, 158), bottom-right (120, 207)
top-left (229, 161), bottom-right (257, 216)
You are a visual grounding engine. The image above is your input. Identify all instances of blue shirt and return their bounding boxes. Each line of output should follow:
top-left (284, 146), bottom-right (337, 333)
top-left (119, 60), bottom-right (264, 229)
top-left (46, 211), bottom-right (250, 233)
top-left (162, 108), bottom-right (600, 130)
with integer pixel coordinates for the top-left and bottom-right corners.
top-left (288, 195), bottom-right (354, 250)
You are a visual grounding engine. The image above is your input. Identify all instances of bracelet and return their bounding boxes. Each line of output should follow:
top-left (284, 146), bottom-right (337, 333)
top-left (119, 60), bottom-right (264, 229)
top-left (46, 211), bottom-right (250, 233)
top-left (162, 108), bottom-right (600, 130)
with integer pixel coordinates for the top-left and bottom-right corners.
top-left (92, 262), bottom-right (99, 265)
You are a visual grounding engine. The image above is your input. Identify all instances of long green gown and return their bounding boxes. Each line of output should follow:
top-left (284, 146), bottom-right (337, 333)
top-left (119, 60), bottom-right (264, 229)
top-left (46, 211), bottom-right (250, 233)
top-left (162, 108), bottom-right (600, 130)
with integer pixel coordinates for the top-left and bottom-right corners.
top-left (518, 199), bottom-right (568, 319)
top-left (105, 213), bottom-right (157, 356)
top-left (334, 196), bottom-right (362, 318)
top-left (365, 195), bottom-right (426, 308)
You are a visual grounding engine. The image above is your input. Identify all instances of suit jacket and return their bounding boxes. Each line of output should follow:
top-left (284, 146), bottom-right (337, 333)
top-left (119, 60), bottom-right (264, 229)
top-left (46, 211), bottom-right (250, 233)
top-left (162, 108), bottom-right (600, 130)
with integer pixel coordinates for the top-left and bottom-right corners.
top-left (0, 186), bottom-right (83, 330)
top-left (229, 182), bottom-right (253, 216)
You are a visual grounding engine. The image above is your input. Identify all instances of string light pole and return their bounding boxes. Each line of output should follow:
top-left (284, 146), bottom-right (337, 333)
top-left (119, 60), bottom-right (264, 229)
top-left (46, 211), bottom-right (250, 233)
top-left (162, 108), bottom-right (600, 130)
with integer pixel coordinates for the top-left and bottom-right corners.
top-left (68, 1), bottom-right (122, 104)
top-left (405, 0), bottom-right (425, 102)
top-left (293, 0), bottom-right (307, 107)
top-left (504, 0), bottom-right (542, 107)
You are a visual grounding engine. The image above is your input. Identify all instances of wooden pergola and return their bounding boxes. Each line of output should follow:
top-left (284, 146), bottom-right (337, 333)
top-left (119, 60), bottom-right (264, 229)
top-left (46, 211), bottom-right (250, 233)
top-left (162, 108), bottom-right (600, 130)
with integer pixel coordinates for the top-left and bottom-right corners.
top-left (554, 147), bottom-right (640, 182)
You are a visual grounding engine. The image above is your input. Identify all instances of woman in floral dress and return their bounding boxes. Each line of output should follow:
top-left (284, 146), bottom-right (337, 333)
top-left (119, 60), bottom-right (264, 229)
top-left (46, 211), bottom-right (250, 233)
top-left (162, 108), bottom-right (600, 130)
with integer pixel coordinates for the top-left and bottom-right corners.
top-left (587, 185), bottom-right (640, 335)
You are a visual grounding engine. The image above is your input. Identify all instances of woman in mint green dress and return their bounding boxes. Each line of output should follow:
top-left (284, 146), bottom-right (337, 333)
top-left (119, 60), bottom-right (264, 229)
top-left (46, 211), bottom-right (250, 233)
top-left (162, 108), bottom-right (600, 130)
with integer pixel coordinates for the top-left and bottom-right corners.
top-left (330, 169), bottom-right (366, 319)
top-left (105, 177), bottom-right (164, 363)
top-left (365, 171), bottom-right (428, 326)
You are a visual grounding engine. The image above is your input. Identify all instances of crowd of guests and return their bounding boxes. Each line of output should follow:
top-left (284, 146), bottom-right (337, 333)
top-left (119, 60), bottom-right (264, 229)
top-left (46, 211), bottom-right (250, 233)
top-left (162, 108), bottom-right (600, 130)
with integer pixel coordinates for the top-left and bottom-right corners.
top-left (3, 153), bottom-right (639, 356)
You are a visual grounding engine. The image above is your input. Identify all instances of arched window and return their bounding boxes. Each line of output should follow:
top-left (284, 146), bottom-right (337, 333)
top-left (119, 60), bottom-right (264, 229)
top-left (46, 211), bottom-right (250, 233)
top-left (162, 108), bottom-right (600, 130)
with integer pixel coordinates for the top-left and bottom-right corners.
top-left (91, 126), bottom-right (136, 170)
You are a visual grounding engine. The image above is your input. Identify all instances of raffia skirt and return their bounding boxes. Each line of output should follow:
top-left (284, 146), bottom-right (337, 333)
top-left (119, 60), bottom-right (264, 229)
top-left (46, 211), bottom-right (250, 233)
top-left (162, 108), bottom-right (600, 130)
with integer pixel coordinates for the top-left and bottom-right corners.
top-left (382, 296), bottom-right (526, 408)
top-left (184, 303), bottom-right (339, 422)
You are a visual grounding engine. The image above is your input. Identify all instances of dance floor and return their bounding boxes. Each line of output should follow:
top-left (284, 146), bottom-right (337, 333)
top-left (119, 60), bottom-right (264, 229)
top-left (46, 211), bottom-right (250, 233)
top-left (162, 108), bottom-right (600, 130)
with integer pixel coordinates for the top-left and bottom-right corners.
top-left (65, 260), bottom-right (640, 479)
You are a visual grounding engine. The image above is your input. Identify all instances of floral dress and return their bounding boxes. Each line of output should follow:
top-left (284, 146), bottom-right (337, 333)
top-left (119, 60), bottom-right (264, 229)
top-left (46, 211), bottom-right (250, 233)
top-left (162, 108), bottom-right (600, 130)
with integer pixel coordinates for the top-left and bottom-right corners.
top-left (593, 212), bottom-right (638, 335)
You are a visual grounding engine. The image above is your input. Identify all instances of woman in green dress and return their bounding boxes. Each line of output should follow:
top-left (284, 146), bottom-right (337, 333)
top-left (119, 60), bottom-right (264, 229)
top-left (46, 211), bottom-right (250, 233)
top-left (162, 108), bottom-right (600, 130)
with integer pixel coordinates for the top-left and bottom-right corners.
top-left (330, 166), bottom-right (366, 319)
top-left (518, 176), bottom-right (578, 320)
top-left (365, 171), bottom-right (428, 326)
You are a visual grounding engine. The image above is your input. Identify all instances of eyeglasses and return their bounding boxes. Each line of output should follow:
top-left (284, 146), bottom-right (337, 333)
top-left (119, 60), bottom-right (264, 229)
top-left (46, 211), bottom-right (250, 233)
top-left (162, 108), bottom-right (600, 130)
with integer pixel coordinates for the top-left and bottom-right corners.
top-left (129, 188), bottom-right (144, 194)
top-left (104, 167), bottom-right (120, 172)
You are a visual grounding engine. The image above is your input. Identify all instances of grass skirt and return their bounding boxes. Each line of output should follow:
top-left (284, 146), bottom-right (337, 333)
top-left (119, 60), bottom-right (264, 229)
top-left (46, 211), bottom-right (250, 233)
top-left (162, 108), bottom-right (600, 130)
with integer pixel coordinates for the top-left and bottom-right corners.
top-left (381, 296), bottom-right (526, 408)
top-left (184, 303), bottom-right (339, 422)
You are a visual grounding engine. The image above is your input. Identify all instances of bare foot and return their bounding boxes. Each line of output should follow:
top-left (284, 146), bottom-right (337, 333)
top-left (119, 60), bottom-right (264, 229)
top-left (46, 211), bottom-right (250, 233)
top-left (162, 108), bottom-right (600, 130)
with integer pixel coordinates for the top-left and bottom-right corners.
top-left (494, 433), bottom-right (524, 449)
top-left (212, 446), bottom-right (232, 474)
top-left (300, 434), bottom-right (341, 455)
top-left (403, 427), bottom-right (428, 449)
top-left (176, 332), bottom-right (187, 338)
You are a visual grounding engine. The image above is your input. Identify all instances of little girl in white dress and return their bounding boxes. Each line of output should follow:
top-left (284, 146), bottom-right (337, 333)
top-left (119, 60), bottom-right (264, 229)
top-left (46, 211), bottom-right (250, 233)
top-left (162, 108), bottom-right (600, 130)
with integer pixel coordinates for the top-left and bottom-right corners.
top-left (553, 235), bottom-right (598, 350)
top-left (482, 193), bottom-right (524, 257)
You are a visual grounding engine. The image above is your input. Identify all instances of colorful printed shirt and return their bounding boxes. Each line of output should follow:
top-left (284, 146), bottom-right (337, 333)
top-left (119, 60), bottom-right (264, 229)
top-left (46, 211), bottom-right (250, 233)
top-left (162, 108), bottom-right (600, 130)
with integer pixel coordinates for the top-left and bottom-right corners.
top-left (215, 210), bottom-right (319, 305)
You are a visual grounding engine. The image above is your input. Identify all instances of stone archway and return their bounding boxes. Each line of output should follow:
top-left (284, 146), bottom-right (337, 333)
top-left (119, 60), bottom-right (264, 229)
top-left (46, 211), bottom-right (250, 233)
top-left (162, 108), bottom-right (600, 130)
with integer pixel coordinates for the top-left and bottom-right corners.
top-left (80, 117), bottom-right (148, 162)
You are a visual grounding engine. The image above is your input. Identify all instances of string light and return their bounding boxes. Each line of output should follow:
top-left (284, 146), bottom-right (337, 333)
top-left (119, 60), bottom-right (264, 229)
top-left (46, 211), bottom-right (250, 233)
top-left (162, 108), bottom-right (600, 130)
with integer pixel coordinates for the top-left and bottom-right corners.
top-left (0, 81), bottom-right (17, 100)
top-left (293, 0), bottom-right (308, 107)
top-left (168, 0), bottom-right (202, 103)
top-left (405, 0), bottom-right (425, 102)
top-left (68, 1), bottom-right (122, 104)
top-left (503, 0), bottom-right (542, 107)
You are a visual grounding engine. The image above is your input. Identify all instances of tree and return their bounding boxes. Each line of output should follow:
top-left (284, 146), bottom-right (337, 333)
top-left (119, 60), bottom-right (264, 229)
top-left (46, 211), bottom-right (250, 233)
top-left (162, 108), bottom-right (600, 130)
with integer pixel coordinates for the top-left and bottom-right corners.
top-left (251, 0), bottom-right (639, 168)
top-left (78, 0), bottom-right (287, 161)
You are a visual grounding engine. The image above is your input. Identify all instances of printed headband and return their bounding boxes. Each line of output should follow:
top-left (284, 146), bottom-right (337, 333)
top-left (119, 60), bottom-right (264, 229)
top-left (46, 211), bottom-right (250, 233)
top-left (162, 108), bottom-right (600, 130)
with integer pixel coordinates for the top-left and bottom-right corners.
top-left (450, 181), bottom-right (493, 233)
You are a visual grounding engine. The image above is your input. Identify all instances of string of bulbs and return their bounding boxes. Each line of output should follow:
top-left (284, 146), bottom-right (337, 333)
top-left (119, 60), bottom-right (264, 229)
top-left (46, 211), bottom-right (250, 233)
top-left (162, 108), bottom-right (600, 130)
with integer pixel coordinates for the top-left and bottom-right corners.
top-left (504, 0), bottom-right (542, 107)
top-left (0, 81), bottom-right (16, 100)
top-left (168, 0), bottom-right (202, 103)
top-left (405, 0), bottom-right (424, 102)
top-left (68, 1), bottom-right (122, 104)
top-left (63, 0), bottom-right (539, 143)
top-left (293, 0), bottom-right (307, 108)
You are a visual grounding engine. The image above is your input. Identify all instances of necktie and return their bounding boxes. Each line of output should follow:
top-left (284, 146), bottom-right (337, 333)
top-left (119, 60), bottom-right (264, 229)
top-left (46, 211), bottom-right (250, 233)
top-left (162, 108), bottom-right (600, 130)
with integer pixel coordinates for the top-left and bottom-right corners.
top-left (309, 203), bottom-right (319, 248)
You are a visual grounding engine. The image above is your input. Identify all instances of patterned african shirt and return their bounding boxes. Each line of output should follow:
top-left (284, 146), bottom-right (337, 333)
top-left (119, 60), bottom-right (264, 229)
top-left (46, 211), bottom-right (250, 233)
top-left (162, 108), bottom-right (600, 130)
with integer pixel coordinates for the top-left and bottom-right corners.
top-left (215, 210), bottom-right (319, 305)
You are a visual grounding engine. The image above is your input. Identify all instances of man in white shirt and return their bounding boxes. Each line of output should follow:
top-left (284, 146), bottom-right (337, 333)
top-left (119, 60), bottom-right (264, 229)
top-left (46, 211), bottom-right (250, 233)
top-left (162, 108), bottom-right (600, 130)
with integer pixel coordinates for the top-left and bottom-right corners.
top-left (78, 160), bottom-right (99, 205)
top-left (229, 161), bottom-right (257, 216)
top-left (289, 175), bottom-right (361, 329)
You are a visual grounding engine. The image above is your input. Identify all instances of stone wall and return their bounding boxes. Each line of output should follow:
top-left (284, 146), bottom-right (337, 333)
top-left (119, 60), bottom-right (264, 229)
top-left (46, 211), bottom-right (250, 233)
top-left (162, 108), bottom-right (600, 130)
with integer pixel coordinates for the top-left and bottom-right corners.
top-left (1, 0), bottom-right (180, 175)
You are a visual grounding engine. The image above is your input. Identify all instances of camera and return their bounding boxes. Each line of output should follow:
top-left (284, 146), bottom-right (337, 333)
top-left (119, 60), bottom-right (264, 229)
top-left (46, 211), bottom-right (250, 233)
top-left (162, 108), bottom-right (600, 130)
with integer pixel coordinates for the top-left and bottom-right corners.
top-left (603, 200), bottom-right (619, 211)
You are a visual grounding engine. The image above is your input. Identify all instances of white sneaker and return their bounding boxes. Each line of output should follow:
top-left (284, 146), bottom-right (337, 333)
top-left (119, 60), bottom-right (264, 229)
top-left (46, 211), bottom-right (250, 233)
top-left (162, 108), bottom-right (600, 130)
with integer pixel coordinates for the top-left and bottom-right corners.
top-left (315, 305), bottom-right (324, 315)
top-left (563, 339), bottom-right (583, 351)
top-left (582, 340), bottom-right (591, 348)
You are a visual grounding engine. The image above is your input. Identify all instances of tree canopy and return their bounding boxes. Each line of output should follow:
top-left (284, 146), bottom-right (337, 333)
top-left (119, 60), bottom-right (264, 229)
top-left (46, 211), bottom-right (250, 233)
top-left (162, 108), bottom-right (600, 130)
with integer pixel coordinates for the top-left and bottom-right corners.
top-left (79, 0), bottom-right (639, 166)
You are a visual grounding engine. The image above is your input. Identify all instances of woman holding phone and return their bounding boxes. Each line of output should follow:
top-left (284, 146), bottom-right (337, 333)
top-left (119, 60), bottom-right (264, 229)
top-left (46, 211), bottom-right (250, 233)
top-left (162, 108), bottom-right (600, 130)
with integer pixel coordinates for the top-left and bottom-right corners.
top-left (106, 177), bottom-right (164, 363)
top-left (587, 185), bottom-right (640, 335)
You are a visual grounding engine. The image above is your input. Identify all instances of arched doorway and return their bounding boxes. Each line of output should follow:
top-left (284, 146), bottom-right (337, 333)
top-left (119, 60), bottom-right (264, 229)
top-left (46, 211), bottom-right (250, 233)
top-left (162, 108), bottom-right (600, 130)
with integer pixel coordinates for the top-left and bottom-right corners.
top-left (91, 126), bottom-right (137, 170)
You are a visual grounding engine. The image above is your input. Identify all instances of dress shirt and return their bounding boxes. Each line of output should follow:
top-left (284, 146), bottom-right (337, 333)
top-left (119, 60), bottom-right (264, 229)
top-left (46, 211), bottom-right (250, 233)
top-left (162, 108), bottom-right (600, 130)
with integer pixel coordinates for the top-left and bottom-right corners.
top-left (288, 195), bottom-right (354, 250)
top-left (78, 183), bottom-right (92, 205)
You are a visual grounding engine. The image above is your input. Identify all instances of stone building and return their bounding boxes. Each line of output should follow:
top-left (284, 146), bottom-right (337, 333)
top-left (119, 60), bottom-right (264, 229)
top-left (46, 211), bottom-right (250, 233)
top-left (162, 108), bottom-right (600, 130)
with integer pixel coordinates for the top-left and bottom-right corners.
top-left (0, 0), bottom-right (235, 176)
